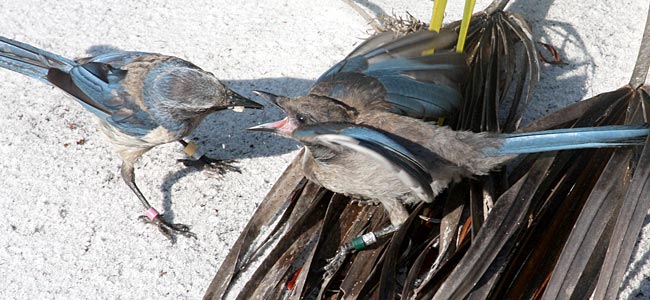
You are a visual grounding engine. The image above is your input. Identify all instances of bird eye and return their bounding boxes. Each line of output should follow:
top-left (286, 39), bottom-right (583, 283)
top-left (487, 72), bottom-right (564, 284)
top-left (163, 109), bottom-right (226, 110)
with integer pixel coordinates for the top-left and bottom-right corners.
top-left (297, 114), bottom-right (307, 124)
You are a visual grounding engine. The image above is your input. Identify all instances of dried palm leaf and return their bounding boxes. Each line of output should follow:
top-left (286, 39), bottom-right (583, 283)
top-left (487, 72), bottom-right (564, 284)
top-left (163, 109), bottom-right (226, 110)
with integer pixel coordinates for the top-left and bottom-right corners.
top-left (544, 7), bottom-right (650, 299)
top-left (203, 0), bottom-right (541, 298)
top-left (419, 5), bottom-right (650, 300)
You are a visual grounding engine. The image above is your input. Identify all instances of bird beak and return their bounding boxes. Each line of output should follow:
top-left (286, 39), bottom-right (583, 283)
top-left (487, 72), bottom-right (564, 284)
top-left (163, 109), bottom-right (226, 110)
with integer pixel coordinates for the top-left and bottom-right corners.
top-left (248, 90), bottom-right (296, 135)
top-left (252, 90), bottom-right (281, 107)
top-left (227, 90), bottom-right (264, 110)
top-left (247, 117), bottom-right (289, 133)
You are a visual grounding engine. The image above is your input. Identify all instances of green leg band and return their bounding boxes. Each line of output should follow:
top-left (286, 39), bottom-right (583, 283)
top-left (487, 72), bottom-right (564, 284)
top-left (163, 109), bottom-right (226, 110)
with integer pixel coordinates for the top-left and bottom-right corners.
top-left (351, 237), bottom-right (366, 250)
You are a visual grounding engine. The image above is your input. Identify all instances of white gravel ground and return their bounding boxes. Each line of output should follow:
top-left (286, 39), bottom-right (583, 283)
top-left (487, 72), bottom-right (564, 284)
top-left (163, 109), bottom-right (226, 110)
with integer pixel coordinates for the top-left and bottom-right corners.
top-left (0, 0), bottom-right (649, 299)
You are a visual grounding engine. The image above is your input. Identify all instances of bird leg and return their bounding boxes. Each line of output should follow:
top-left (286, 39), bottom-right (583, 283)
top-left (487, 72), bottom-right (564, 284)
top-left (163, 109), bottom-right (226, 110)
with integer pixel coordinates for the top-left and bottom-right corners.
top-left (324, 197), bottom-right (409, 276)
top-left (323, 224), bottom-right (399, 276)
top-left (177, 140), bottom-right (241, 177)
top-left (121, 161), bottom-right (196, 242)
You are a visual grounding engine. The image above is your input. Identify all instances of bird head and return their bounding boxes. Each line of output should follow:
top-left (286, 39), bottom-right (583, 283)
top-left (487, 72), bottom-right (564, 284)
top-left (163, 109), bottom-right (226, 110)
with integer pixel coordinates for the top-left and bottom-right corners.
top-left (147, 67), bottom-right (263, 120)
top-left (247, 90), bottom-right (358, 137)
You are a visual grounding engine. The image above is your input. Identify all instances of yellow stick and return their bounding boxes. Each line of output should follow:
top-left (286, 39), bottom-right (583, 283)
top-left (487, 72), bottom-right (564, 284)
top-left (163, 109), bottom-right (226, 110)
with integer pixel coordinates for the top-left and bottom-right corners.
top-left (456, 0), bottom-right (477, 53)
top-left (429, 0), bottom-right (450, 123)
top-left (429, 0), bottom-right (448, 32)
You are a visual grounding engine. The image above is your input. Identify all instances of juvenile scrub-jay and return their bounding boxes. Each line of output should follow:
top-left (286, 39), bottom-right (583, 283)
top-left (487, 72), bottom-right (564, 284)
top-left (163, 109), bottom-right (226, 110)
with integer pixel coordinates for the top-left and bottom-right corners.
top-left (242, 29), bottom-right (468, 270)
top-left (249, 92), bottom-right (650, 273)
top-left (247, 29), bottom-right (649, 272)
top-left (0, 37), bottom-right (263, 240)
top-left (304, 30), bottom-right (467, 120)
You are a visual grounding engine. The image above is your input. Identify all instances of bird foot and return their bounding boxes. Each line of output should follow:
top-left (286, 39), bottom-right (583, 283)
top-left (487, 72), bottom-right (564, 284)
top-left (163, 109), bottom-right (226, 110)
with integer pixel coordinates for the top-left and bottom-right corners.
top-left (323, 248), bottom-right (350, 277)
top-left (321, 227), bottom-right (397, 277)
top-left (138, 214), bottom-right (197, 243)
top-left (322, 242), bottom-right (355, 277)
top-left (178, 155), bottom-right (241, 178)
top-left (350, 197), bottom-right (380, 206)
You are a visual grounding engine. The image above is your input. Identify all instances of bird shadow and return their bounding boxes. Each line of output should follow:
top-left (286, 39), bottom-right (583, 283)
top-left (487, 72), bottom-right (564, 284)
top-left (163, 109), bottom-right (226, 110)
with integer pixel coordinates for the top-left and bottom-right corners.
top-left (349, 0), bottom-right (389, 19)
top-left (191, 76), bottom-right (313, 160)
top-left (492, 0), bottom-right (594, 124)
top-left (621, 237), bottom-right (650, 299)
top-left (158, 76), bottom-right (315, 221)
top-left (84, 44), bottom-right (123, 57)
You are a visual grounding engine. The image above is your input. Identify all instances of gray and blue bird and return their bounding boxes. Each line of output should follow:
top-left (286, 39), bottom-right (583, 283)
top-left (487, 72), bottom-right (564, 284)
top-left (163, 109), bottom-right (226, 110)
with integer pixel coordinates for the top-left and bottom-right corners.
top-left (248, 30), bottom-right (650, 272)
top-left (0, 37), bottom-right (263, 240)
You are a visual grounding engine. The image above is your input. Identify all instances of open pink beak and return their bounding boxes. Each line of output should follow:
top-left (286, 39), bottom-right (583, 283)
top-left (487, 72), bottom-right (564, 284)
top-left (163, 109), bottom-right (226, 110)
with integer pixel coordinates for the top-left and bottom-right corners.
top-left (248, 117), bottom-right (298, 135)
top-left (248, 117), bottom-right (288, 132)
top-left (247, 90), bottom-right (297, 135)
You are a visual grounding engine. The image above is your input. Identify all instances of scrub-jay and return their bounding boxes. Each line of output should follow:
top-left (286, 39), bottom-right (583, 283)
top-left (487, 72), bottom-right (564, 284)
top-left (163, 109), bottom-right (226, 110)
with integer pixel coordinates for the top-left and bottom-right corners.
top-left (250, 92), bottom-right (649, 273)
top-left (0, 36), bottom-right (263, 240)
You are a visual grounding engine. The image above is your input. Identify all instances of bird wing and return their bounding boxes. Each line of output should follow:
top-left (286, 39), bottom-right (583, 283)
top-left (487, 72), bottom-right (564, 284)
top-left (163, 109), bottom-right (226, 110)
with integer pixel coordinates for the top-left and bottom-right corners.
top-left (0, 36), bottom-right (159, 137)
top-left (50, 51), bottom-right (160, 137)
top-left (294, 123), bottom-right (434, 202)
top-left (309, 30), bottom-right (467, 120)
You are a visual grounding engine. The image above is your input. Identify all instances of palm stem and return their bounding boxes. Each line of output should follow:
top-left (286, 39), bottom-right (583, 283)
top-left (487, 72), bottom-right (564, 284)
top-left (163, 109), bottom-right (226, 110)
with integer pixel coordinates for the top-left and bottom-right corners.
top-left (485, 0), bottom-right (509, 15)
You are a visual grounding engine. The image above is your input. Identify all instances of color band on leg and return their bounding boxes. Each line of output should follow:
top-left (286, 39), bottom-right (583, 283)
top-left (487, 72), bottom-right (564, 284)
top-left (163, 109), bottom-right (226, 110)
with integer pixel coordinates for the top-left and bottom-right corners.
top-left (183, 141), bottom-right (204, 160)
top-left (145, 207), bottom-right (159, 221)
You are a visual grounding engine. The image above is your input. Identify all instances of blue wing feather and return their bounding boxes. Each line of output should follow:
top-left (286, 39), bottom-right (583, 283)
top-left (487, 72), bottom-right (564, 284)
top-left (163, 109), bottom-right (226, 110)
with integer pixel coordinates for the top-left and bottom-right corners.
top-left (0, 36), bottom-right (159, 137)
top-left (310, 31), bottom-right (467, 120)
top-left (67, 52), bottom-right (160, 136)
top-left (295, 123), bottom-right (435, 202)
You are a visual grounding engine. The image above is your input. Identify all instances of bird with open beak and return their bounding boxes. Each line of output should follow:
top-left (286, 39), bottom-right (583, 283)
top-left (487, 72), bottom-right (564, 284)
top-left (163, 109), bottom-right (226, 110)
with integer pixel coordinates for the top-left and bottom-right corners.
top-left (248, 29), bottom-right (469, 272)
top-left (248, 30), bottom-right (650, 274)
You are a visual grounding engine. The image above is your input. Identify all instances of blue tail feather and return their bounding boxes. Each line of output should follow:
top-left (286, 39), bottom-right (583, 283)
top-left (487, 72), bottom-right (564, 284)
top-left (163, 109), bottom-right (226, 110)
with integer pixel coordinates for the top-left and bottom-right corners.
top-left (486, 125), bottom-right (650, 155)
top-left (0, 36), bottom-right (76, 81)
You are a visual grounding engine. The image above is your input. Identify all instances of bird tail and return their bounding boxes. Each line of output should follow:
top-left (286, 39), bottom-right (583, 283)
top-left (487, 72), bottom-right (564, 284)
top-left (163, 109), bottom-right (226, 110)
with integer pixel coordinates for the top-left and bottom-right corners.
top-left (486, 125), bottom-right (650, 155)
top-left (0, 36), bottom-right (76, 83)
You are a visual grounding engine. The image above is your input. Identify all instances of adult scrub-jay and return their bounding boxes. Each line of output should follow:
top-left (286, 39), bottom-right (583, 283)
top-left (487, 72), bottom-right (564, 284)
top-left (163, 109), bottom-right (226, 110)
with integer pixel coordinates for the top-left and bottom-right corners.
top-left (0, 36), bottom-right (263, 240)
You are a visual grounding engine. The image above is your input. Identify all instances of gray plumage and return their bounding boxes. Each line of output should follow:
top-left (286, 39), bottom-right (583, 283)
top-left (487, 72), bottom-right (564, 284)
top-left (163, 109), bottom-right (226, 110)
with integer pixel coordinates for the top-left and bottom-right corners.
top-left (251, 94), bottom-right (513, 226)
top-left (251, 93), bottom-right (650, 229)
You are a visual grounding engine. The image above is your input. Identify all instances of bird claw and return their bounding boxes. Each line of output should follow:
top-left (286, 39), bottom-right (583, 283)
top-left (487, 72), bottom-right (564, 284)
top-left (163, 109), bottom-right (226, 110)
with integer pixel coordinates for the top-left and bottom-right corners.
top-left (178, 155), bottom-right (241, 178)
top-left (323, 252), bottom-right (347, 277)
top-left (350, 197), bottom-right (380, 206)
top-left (322, 244), bottom-right (354, 277)
top-left (138, 214), bottom-right (197, 243)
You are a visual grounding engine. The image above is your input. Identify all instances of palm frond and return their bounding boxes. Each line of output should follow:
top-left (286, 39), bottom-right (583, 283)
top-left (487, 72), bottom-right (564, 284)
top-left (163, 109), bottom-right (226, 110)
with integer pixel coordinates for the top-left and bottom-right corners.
top-left (203, 1), bottom-right (546, 298)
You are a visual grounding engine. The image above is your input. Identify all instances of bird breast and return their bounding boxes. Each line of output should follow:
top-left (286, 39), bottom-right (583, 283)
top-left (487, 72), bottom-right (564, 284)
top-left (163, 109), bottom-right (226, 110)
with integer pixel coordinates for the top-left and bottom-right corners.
top-left (96, 119), bottom-right (185, 162)
top-left (301, 147), bottom-right (417, 204)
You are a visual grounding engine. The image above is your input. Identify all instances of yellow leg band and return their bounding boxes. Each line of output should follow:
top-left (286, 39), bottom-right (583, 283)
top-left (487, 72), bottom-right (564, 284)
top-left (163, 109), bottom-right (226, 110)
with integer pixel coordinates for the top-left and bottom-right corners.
top-left (183, 141), bottom-right (200, 158)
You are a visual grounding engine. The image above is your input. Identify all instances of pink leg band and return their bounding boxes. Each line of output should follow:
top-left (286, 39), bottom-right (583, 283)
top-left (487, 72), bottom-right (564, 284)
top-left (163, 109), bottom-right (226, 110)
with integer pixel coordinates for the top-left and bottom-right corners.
top-left (145, 208), bottom-right (159, 221)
